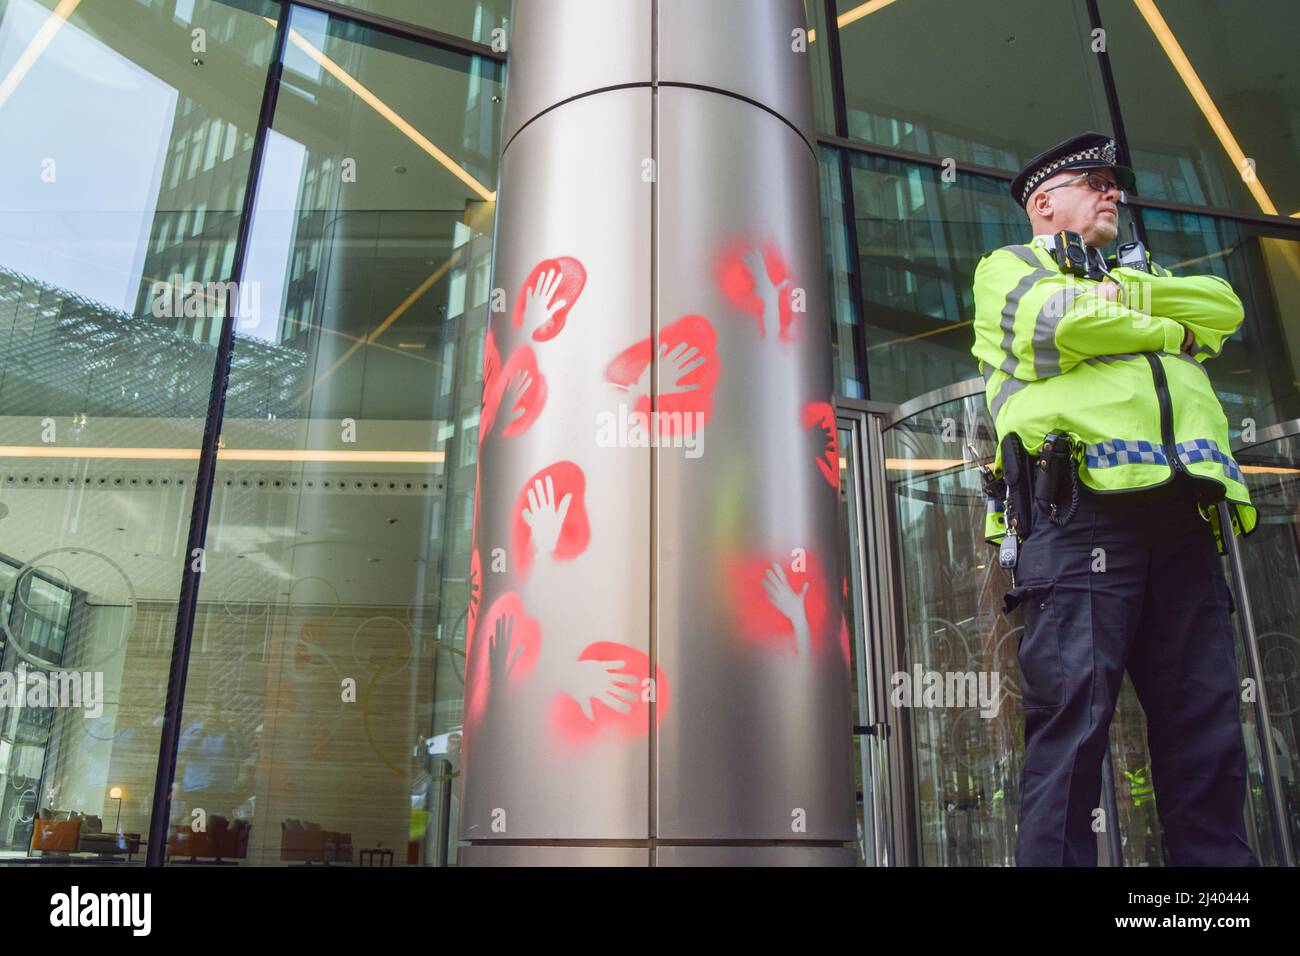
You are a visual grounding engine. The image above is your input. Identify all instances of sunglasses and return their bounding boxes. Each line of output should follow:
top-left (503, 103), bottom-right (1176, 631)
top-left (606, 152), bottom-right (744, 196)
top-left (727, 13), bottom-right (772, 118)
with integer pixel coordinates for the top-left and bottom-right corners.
top-left (1042, 171), bottom-right (1124, 197)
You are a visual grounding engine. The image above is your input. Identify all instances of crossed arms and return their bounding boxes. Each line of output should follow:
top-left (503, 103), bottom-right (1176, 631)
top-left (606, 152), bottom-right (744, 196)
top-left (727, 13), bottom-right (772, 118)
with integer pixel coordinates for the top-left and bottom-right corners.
top-left (971, 247), bottom-right (1244, 382)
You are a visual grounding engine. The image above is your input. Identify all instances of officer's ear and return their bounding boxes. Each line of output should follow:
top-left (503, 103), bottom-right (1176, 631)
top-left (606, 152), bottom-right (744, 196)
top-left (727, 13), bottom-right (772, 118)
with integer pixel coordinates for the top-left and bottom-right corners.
top-left (1028, 186), bottom-right (1053, 219)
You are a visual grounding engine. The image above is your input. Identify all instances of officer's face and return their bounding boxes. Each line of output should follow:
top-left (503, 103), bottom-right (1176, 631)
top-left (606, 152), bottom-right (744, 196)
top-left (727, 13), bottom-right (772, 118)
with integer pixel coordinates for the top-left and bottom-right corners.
top-left (1030, 170), bottom-right (1122, 247)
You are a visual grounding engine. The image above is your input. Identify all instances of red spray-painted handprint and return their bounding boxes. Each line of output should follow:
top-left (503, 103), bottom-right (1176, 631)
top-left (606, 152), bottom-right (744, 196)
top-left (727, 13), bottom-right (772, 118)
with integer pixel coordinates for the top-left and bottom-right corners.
top-left (482, 326), bottom-right (500, 398)
top-left (513, 257), bottom-right (587, 342)
top-left (716, 240), bottom-right (798, 342)
top-left (466, 546), bottom-right (482, 651)
top-left (605, 314), bottom-right (720, 436)
top-left (802, 400), bottom-right (840, 489)
top-left (510, 461), bottom-right (590, 580)
top-left (550, 642), bottom-right (668, 746)
top-left (463, 592), bottom-right (542, 729)
top-left (724, 549), bottom-right (831, 656)
top-left (481, 345), bottom-right (546, 440)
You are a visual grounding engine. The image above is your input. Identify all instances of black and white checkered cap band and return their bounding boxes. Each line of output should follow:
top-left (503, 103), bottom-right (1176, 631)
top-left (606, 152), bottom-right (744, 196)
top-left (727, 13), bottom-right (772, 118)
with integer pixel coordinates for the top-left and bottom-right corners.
top-left (1020, 140), bottom-right (1118, 204)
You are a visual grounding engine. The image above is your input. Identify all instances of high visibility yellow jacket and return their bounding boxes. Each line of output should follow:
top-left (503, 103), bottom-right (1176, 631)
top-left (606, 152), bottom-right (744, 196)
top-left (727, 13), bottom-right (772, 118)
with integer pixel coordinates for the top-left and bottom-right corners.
top-left (971, 238), bottom-right (1255, 551)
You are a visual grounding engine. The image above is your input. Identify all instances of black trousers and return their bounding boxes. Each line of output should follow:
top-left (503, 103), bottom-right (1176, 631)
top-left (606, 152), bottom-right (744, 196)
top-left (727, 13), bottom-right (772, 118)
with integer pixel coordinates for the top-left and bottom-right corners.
top-left (1004, 472), bottom-right (1258, 866)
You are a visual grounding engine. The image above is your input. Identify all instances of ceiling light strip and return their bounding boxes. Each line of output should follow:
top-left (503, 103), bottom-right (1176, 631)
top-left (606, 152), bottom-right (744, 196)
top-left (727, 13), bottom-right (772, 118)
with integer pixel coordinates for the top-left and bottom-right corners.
top-left (273, 20), bottom-right (495, 202)
top-left (0, 0), bottom-right (82, 112)
top-left (1133, 0), bottom-right (1278, 216)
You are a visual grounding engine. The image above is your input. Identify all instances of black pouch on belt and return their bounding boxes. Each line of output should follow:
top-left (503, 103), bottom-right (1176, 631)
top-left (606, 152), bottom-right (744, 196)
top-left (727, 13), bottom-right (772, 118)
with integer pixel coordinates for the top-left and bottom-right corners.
top-left (1000, 433), bottom-right (1033, 540)
top-left (1033, 433), bottom-right (1075, 521)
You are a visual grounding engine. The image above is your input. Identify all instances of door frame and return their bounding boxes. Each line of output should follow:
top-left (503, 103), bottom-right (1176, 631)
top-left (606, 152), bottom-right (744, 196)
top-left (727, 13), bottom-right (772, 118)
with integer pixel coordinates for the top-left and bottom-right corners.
top-left (837, 396), bottom-right (919, 866)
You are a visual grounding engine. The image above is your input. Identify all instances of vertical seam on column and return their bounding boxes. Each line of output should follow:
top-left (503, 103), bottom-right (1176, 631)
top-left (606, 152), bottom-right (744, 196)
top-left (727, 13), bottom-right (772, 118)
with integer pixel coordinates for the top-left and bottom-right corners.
top-left (648, 0), bottom-right (659, 864)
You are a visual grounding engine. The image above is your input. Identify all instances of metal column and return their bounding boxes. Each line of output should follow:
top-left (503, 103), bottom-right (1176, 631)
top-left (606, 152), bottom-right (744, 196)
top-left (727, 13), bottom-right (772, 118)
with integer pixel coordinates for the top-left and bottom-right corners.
top-left (460, 0), bottom-right (855, 866)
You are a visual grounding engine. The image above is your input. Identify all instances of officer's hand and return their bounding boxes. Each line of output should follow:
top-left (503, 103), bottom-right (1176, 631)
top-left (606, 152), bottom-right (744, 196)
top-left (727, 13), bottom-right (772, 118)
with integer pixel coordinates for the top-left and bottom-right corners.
top-left (1095, 280), bottom-right (1121, 301)
top-left (1181, 328), bottom-right (1196, 353)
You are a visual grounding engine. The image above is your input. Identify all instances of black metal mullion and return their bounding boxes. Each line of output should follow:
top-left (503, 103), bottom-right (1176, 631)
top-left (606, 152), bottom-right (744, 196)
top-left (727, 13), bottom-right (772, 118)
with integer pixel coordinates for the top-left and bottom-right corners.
top-left (837, 148), bottom-right (872, 400)
top-left (822, 0), bottom-right (849, 139)
top-left (1086, 0), bottom-right (1148, 248)
top-left (145, 8), bottom-right (292, 869)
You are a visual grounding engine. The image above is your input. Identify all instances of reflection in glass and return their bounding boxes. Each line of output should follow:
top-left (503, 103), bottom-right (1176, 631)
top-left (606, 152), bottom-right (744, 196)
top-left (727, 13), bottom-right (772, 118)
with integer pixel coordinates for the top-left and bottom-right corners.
top-left (1142, 211), bottom-right (1300, 431)
top-left (0, 0), bottom-right (276, 862)
top-left (334, 0), bottom-right (511, 46)
top-left (885, 391), bottom-right (1020, 865)
top-left (1098, 0), bottom-right (1300, 219)
top-left (833, 0), bottom-right (1109, 172)
top-left (803, 0), bottom-right (835, 136)
top-left (170, 6), bottom-right (502, 865)
top-left (822, 149), bottom-right (1026, 402)
top-left (1236, 427), bottom-right (1300, 864)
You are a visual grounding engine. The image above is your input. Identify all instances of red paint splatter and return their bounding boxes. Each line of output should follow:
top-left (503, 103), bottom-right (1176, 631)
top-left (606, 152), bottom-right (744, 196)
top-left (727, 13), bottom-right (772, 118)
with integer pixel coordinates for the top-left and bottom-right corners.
top-left (550, 642), bottom-right (668, 746)
top-left (604, 314), bottom-right (720, 435)
top-left (512, 257), bottom-right (587, 342)
top-left (715, 240), bottom-right (797, 341)
top-left (481, 345), bottom-right (546, 439)
top-left (466, 547), bottom-right (482, 655)
top-left (723, 549), bottom-right (831, 655)
top-left (510, 461), bottom-right (591, 580)
top-left (482, 326), bottom-right (500, 397)
top-left (463, 592), bottom-right (542, 730)
top-left (802, 400), bottom-right (840, 489)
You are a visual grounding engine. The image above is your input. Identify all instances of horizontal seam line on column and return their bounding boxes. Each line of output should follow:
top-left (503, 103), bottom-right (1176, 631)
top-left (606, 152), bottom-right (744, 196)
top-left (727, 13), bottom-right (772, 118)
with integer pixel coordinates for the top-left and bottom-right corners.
top-left (502, 82), bottom-right (654, 153)
top-left (657, 81), bottom-right (818, 159)
top-left (502, 81), bottom-right (817, 160)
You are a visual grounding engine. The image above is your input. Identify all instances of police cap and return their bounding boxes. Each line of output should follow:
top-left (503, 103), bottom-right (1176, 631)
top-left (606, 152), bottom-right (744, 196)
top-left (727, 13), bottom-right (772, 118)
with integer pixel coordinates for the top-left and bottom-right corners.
top-left (1011, 131), bottom-right (1136, 207)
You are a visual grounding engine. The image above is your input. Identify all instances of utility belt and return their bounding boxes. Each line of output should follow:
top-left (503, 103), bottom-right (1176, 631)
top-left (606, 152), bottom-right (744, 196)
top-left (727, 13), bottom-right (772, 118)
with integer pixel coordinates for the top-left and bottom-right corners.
top-left (978, 432), bottom-right (1225, 583)
top-left (975, 432), bottom-right (1080, 586)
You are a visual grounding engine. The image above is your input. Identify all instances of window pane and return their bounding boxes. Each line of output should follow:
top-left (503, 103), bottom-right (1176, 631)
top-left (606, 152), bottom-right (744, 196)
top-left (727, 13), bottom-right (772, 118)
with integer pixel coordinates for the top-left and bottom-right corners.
top-left (835, 150), bottom-right (1026, 403)
top-left (1099, 0), bottom-right (1300, 218)
top-left (334, 0), bottom-right (511, 46)
top-left (834, 0), bottom-right (1111, 172)
top-left (818, 146), bottom-right (867, 397)
top-left (1141, 210), bottom-right (1300, 431)
top-left (804, 0), bottom-right (836, 135)
top-left (0, 0), bottom-right (276, 859)
top-left (172, 6), bottom-right (502, 866)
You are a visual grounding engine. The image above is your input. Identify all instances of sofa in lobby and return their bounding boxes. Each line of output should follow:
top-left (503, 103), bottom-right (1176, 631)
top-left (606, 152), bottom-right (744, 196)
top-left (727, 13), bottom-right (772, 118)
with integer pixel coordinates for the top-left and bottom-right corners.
top-left (30, 809), bottom-right (141, 861)
top-left (166, 815), bottom-right (251, 864)
top-left (280, 819), bottom-right (353, 864)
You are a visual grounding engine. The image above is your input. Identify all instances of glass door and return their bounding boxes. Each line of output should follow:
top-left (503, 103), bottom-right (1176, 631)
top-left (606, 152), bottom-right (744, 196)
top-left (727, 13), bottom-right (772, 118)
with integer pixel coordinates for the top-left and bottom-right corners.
top-left (873, 381), bottom-right (1297, 866)
top-left (837, 400), bottom-right (908, 866)
top-left (1233, 420), bottom-right (1300, 866)
top-left (876, 382), bottom-right (1020, 866)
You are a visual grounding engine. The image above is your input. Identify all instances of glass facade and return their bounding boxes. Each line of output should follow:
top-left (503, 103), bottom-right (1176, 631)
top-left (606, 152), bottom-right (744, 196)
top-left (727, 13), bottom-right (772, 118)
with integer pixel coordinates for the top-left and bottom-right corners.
top-left (0, 0), bottom-right (1296, 867)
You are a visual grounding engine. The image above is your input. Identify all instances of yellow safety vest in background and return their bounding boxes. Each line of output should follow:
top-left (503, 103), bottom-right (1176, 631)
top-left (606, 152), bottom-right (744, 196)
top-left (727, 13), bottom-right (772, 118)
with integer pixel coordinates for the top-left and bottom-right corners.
top-left (971, 239), bottom-right (1256, 552)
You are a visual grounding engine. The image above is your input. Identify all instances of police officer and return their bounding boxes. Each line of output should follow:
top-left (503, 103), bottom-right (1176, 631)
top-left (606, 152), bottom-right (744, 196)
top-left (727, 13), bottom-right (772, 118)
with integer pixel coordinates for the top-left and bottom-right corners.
top-left (972, 131), bottom-right (1259, 866)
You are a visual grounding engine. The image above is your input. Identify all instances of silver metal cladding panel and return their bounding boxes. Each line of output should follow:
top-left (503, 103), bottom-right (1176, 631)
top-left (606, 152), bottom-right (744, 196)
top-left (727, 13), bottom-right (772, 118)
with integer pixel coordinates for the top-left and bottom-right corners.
top-left (502, 0), bottom-right (653, 145)
top-left (459, 845), bottom-right (651, 866)
top-left (657, 0), bottom-right (816, 148)
top-left (654, 845), bottom-right (857, 866)
top-left (464, 1), bottom-right (852, 855)
top-left (654, 86), bottom-right (856, 841)
top-left (459, 88), bottom-right (653, 842)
